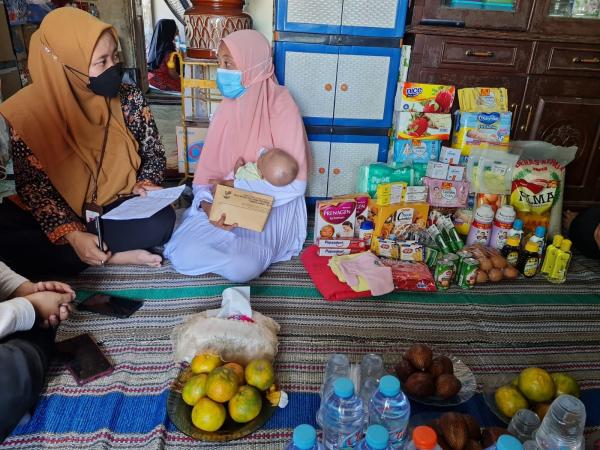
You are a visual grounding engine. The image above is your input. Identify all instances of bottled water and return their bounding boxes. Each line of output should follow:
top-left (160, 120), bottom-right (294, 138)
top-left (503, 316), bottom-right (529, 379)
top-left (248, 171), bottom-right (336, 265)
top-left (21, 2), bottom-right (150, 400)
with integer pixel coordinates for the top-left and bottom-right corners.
top-left (406, 425), bottom-right (442, 450)
top-left (359, 354), bottom-right (385, 412)
top-left (357, 424), bottom-right (390, 450)
top-left (318, 354), bottom-right (351, 427)
top-left (321, 377), bottom-right (365, 450)
top-left (507, 409), bottom-right (540, 443)
top-left (535, 395), bottom-right (586, 450)
top-left (484, 434), bottom-right (523, 450)
top-left (285, 424), bottom-right (324, 450)
top-left (368, 375), bottom-right (410, 450)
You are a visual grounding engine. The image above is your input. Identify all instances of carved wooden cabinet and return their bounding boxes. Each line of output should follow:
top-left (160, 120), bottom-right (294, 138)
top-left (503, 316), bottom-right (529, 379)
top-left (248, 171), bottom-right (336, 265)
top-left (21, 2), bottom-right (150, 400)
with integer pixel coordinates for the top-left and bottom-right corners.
top-left (406, 0), bottom-right (600, 208)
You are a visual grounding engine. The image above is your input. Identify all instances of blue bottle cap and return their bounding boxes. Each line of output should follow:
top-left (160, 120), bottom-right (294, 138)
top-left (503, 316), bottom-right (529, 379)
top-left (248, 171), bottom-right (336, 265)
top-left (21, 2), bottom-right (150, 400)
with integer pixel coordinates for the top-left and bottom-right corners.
top-left (365, 424), bottom-right (389, 449)
top-left (379, 375), bottom-right (400, 397)
top-left (360, 220), bottom-right (374, 230)
top-left (496, 434), bottom-right (523, 450)
top-left (333, 377), bottom-right (355, 399)
top-left (534, 225), bottom-right (546, 238)
top-left (512, 219), bottom-right (523, 231)
top-left (293, 424), bottom-right (317, 449)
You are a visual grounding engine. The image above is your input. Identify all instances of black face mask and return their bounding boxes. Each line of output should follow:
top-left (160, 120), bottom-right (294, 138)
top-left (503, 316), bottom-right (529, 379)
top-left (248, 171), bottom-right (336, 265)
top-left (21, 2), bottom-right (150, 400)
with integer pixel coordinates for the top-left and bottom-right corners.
top-left (88, 63), bottom-right (123, 97)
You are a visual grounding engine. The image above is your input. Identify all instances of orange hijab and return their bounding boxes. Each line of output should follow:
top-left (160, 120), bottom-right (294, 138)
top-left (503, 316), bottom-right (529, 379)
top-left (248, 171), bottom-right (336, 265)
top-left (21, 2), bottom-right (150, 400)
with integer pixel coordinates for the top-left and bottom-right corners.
top-left (193, 30), bottom-right (309, 185)
top-left (0, 8), bottom-right (140, 216)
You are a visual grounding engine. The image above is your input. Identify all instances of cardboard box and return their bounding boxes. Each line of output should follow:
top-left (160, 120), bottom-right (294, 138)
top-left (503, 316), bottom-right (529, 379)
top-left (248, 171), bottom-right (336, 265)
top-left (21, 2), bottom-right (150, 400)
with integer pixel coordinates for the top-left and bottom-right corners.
top-left (209, 185), bottom-right (273, 232)
top-left (426, 161), bottom-right (449, 180)
top-left (404, 186), bottom-right (428, 203)
top-left (439, 146), bottom-right (462, 165)
top-left (397, 82), bottom-right (456, 113)
top-left (176, 124), bottom-right (209, 174)
top-left (333, 193), bottom-right (370, 238)
top-left (314, 199), bottom-right (357, 241)
top-left (447, 165), bottom-right (465, 181)
top-left (316, 238), bottom-right (366, 250)
top-left (368, 200), bottom-right (429, 245)
top-left (318, 248), bottom-right (362, 257)
top-left (376, 182), bottom-right (406, 206)
top-left (395, 112), bottom-right (452, 140)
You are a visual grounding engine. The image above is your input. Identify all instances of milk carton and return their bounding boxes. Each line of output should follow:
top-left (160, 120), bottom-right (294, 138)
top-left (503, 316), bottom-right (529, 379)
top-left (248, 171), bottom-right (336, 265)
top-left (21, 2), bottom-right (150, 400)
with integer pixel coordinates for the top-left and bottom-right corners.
top-left (314, 200), bottom-right (357, 242)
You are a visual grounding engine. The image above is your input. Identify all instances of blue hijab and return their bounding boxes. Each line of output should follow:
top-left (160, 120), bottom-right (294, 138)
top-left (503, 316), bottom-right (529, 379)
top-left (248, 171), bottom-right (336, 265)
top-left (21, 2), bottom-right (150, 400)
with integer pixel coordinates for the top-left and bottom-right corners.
top-left (147, 19), bottom-right (177, 71)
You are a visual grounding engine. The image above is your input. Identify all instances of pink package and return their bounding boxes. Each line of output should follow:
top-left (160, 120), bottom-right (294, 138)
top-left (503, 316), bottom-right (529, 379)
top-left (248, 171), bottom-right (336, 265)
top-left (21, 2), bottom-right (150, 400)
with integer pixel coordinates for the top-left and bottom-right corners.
top-left (423, 177), bottom-right (469, 208)
top-left (314, 200), bottom-right (357, 241)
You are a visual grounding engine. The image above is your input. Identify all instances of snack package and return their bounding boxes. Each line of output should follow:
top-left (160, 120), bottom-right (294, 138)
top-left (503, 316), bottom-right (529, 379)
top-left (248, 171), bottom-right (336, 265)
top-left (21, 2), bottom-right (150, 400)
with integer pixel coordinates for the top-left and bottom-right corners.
top-left (171, 287), bottom-right (280, 365)
top-left (395, 112), bottom-right (452, 140)
top-left (380, 259), bottom-right (437, 292)
top-left (372, 239), bottom-right (424, 262)
top-left (369, 201), bottom-right (429, 244)
top-left (452, 111), bottom-right (512, 155)
top-left (357, 163), bottom-right (413, 197)
top-left (458, 87), bottom-right (509, 112)
top-left (314, 199), bottom-right (357, 241)
top-left (453, 208), bottom-right (474, 235)
top-left (376, 182), bottom-right (407, 206)
top-left (510, 159), bottom-right (564, 234)
top-left (397, 82), bottom-right (456, 114)
top-left (426, 161), bottom-right (449, 180)
top-left (466, 148), bottom-right (519, 194)
top-left (404, 186), bottom-right (429, 203)
top-left (316, 238), bottom-right (366, 250)
top-left (423, 178), bottom-right (469, 208)
top-left (392, 139), bottom-right (441, 164)
top-left (334, 193), bottom-right (370, 237)
top-left (447, 165), bottom-right (465, 181)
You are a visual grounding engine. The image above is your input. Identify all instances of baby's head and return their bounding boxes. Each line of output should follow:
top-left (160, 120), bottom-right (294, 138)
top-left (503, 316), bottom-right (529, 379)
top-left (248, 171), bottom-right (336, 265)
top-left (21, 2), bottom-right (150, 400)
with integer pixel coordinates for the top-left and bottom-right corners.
top-left (257, 147), bottom-right (298, 187)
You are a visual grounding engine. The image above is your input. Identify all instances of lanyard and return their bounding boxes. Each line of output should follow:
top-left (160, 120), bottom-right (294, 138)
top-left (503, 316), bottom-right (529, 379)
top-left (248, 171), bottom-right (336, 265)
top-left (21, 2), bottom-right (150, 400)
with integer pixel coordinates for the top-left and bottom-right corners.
top-left (90, 98), bottom-right (112, 205)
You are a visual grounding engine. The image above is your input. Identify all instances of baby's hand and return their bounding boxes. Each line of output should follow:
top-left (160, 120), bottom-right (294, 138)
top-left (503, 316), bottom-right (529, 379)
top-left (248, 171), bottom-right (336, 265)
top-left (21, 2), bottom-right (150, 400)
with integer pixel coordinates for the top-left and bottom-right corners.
top-left (234, 157), bottom-right (245, 174)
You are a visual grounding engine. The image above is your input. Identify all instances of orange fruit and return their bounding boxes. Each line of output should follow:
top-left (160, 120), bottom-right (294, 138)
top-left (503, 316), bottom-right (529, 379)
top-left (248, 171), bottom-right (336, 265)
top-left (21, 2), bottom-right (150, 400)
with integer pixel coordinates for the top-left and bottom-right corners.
top-left (181, 374), bottom-right (208, 406)
top-left (223, 362), bottom-right (245, 384)
top-left (228, 385), bottom-right (263, 423)
top-left (551, 373), bottom-right (580, 398)
top-left (534, 402), bottom-right (551, 420)
top-left (495, 385), bottom-right (529, 418)
top-left (245, 359), bottom-right (275, 391)
top-left (191, 397), bottom-right (226, 432)
top-left (206, 366), bottom-right (240, 403)
top-left (190, 353), bottom-right (222, 374)
top-left (518, 368), bottom-right (555, 403)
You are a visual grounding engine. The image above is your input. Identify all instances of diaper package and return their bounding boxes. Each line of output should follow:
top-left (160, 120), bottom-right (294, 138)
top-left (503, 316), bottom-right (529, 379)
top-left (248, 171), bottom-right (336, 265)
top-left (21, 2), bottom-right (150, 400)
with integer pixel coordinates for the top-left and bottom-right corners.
top-left (452, 111), bottom-right (512, 155)
top-left (357, 163), bottom-right (414, 197)
top-left (423, 177), bottom-right (469, 208)
top-left (392, 139), bottom-right (441, 164)
top-left (458, 87), bottom-right (509, 112)
top-left (397, 82), bottom-right (456, 114)
top-left (395, 112), bottom-right (452, 140)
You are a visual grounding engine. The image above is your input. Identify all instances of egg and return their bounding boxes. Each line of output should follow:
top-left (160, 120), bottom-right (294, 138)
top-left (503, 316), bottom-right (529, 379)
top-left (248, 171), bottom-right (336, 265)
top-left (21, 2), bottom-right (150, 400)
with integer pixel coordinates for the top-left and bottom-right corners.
top-left (491, 255), bottom-right (507, 269)
top-left (488, 268), bottom-right (503, 282)
top-left (476, 269), bottom-right (489, 284)
top-left (504, 265), bottom-right (519, 279)
top-left (479, 258), bottom-right (493, 272)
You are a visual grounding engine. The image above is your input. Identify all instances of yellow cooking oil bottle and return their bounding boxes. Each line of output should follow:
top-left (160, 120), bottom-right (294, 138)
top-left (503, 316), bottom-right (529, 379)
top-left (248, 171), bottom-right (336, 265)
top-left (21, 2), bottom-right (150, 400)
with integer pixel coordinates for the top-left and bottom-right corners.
top-left (548, 239), bottom-right (572, 284)
top-left (540, 234), bottom-right (563, 276)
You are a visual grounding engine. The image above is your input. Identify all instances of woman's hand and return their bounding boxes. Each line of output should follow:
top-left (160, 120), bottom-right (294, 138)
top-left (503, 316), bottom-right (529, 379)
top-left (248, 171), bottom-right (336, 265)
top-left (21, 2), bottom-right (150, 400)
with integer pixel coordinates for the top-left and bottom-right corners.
top-left (133, 180), bottom-right (162, 197)
top-left (12, 280), bottom-right (74, 298)
top-left (65, 230), bottom-right (111, 266)
top-left (25, 290), bottom-right (74, 328)
top-left (210, 213), bottom-right (238, 231)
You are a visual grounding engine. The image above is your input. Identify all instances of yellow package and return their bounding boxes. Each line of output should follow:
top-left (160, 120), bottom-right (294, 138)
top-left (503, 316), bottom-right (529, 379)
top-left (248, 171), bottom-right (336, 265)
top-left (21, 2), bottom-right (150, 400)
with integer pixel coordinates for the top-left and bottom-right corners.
top-left (368, 200), bottom-right (429, 247)
top-left (376, 182), bottom-right (407, 206)
top-left (458, 87), bottom-right (508, 112)
top-left (452, 111), bottom-right (512, 156)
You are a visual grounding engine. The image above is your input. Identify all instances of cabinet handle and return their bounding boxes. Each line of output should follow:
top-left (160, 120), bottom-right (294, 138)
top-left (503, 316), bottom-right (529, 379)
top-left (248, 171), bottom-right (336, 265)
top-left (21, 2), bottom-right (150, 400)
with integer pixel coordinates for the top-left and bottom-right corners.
top-left (572, 57), bottom-right (600, 64)
top-left (318, 167), bottom-right (325, 174)
top-left (333, 168), bottom-right (341, 175)
top-left (465, 50), bottom-right (494, 58)
top-left (519, 104), bottom-right (533, 134)
top-left (324, 83), bottom-right (333, 92)
top-left (510, 103), bottom-right (519, 134)
top-left (340, 83), bottom-right (348, 92)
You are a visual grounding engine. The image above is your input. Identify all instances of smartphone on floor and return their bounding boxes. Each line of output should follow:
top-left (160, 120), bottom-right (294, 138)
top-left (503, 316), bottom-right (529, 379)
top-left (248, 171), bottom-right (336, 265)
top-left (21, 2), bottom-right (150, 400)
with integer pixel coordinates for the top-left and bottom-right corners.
top-left (55, 334), bottom-right (114, 385)
top-left (78, 293), bottom-right (144, 318)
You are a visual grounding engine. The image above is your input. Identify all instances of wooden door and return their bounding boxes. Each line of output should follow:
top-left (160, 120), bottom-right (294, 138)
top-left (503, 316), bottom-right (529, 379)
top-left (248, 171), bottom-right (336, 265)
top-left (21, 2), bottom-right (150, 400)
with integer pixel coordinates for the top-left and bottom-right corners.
top-left (515, 77), bottom-right (600, 208)
top-left (530, 0), bottom-right (600, 37)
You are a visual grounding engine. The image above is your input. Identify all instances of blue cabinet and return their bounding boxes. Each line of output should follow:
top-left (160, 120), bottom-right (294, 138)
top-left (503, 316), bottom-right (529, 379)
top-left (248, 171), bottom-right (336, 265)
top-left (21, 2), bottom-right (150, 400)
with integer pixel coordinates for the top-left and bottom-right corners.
top-left (275, 0), bottom-right (408, 38)
top-left (275, 42), bottom-right (400, 128)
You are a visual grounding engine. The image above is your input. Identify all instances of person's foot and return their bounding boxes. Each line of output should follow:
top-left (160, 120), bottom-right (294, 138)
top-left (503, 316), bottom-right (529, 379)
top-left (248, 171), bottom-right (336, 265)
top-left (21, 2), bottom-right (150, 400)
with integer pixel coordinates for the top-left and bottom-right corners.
top-left (562, 210), bottom-right (578, 236)
top-left (108, 250), bottom-right (162, 267)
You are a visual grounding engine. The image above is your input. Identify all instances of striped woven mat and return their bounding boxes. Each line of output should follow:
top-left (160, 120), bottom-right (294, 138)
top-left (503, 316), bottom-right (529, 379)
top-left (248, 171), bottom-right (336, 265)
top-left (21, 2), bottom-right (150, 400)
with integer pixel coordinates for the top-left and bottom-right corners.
top-left (2, 249), bottom-right (600, 449)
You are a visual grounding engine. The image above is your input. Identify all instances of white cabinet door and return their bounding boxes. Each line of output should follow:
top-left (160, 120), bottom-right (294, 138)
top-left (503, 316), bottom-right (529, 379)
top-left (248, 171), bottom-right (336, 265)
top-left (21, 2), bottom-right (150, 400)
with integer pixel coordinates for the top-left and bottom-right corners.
top-left (306, 140), bottom-right (331, 197)
top-left (327, 141), bottom-right (380, 197)
top-left (334, 52), bottom-right (391, 123)
top-left (341, 0), bottom-right (400, 30)
top-left (285, 0), bottom-right (343, 27)
top-left (283, 50), bottom-right (338, 123)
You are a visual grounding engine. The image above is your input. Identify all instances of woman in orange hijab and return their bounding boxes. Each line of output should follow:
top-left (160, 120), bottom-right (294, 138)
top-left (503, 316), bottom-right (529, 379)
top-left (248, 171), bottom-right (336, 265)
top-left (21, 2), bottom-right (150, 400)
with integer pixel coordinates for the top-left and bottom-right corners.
top-left (0, 8), bottom-right (175, 278)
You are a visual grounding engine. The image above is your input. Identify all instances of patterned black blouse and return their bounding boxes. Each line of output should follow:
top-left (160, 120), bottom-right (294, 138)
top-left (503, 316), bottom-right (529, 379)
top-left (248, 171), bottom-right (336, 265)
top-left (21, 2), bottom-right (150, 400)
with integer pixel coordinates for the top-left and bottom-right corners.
top-left (10, 84), bottom-right (166, 244)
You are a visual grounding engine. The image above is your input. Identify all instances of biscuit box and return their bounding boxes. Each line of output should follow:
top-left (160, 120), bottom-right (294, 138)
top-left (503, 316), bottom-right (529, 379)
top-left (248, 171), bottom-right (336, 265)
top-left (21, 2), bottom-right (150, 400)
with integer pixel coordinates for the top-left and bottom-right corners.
top-left (452, 111), bottom-right (512, 155)
top-left (314, 200), bottom-right (357, 242)
top-left (368, 201), bottom-right (429, 246)
top-left (395, 112), bottom-right (452, 141)
top-left (397, 82), bottom-right (456, 114)
top-left (334, 193), bottom-right (370, 238)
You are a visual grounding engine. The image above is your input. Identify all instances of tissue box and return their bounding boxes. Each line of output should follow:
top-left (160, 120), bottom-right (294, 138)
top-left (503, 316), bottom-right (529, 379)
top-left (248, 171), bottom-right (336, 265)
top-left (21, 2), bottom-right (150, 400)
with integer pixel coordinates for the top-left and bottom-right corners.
top-left (452, 111), bottom-right (512, 155)
top-left (397, 82), bottom-right (456, 113)
top-left (209, 185), bottom-right (273, 232)
top-left (447, 165), bottom-right (465, 181)
top-left (395, 112), bottom-right (452, 140)
top-left (439, 146), bottom-right (462, 165)
top-left (426, 161), bottom-right (449, 180)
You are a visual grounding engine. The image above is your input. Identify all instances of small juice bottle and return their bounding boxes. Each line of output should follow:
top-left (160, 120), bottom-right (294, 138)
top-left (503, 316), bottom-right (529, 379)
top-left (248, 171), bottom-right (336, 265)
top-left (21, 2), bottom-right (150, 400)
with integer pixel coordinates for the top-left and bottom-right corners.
top-left (501, 236), bottom-right (521, 267)
top-left (518, 241), bottom-right (540, 278)
top-left (548, 239), bottom-right (572, 284)
top-left (541, 234), bottom-right (563, 277)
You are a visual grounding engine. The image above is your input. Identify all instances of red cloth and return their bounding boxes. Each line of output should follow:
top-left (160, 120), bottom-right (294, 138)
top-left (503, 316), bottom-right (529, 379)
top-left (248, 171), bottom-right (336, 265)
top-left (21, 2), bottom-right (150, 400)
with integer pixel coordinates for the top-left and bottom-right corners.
top-left (148, 55), bottom-right (181, 92)
top-left (300, 245), bottom-right (372, 301)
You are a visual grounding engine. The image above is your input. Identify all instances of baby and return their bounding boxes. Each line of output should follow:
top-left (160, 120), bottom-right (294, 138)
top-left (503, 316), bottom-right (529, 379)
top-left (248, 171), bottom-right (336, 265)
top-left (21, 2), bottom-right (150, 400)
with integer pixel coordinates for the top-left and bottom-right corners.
top-left (233, 147), bottom-right (299, 187)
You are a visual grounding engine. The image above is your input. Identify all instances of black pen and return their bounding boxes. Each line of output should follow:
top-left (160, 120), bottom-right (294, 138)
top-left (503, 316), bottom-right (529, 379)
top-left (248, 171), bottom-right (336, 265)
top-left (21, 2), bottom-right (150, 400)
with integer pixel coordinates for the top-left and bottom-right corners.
top-left (95, 217), bottom-right (103, 251)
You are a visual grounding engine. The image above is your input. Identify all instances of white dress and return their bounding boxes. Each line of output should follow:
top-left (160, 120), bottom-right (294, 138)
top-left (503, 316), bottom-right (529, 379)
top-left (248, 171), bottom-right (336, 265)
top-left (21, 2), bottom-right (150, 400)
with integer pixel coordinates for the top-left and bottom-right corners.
top-left (164, 179), bottom-right (307, 282)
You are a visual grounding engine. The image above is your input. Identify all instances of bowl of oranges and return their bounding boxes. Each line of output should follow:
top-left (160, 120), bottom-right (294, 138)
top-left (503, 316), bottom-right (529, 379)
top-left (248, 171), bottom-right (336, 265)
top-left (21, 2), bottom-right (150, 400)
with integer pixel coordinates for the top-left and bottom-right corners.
top-left (167, 352), bottom-right (285, 441)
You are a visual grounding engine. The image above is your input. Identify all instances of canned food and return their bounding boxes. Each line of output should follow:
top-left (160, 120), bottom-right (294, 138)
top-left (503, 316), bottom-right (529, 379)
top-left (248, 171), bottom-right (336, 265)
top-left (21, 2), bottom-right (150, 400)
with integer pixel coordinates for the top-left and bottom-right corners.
top-left (458, 257), bottom-right (480, 289)
top-left (435, 258), bottom-right (455, 290)
top-left (425, 246), bottom-right (440, 268)
top-left (456, 250), bottom-right (474, 274)
top-left (444, 253), bottom-right (460, 281)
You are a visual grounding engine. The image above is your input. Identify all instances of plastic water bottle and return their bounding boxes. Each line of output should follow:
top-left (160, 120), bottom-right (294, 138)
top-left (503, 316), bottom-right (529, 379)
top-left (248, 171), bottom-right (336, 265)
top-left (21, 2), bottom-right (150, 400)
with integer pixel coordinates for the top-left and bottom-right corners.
top-left (285, 424), bottom-right (324, 450)
top-left (507, 409), bottom-right (540, 443)
top-left (484, 434), bottom-right (523, 450)
top-left (359, 354), bottom-right (385, 413)
top-left (535, 395), bottom-right (586, 450)
top-left (368, 375), bottom-right (411, 450)
top-left (321, 354), bottom-right (351, 398)
top-left (406, 426), bottom-right (442, 450)
top-left (321, 377), bottom-right (365, 450)
top-left (357, 424), bottom-right (390, 450)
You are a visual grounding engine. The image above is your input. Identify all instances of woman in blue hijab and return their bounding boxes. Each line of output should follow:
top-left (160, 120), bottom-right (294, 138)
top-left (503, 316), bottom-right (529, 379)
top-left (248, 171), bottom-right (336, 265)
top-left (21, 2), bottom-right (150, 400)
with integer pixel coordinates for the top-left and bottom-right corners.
top-left (147, 19), bottom-right (181, 91)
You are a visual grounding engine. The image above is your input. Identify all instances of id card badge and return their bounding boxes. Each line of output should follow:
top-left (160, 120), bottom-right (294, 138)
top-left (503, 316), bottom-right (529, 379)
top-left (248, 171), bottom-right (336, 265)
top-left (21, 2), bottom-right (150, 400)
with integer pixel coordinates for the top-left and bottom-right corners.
top-left (84, 202), bottom-right (103, 223)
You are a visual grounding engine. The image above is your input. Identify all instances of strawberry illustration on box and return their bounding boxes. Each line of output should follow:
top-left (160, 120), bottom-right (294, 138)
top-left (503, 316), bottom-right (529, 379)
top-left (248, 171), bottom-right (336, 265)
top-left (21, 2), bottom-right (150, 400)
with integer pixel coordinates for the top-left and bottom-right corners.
top-left (395, 112), bottom-right (452, 140)
top-left (397, 83), bottom-right (456, 114)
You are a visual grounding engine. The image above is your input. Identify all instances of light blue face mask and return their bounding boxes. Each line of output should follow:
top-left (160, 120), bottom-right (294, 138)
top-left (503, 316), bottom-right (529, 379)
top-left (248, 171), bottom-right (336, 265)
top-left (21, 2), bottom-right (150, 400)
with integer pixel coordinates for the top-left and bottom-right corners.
top-left (216, 68), bottom-right (246, 99)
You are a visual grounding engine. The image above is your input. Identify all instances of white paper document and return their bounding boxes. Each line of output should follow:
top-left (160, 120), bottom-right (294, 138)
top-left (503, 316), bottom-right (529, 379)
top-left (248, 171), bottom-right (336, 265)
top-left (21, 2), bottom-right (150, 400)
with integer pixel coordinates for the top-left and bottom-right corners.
top-left (101, 185), bottom-right (185, 220)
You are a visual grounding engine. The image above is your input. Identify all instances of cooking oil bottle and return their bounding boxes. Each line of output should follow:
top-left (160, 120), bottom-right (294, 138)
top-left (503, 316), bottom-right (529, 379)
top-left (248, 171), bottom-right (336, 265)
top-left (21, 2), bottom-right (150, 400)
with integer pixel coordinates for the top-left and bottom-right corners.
top-left (548, 239), bottom-right (572, 284)
top-left (540, 234), bottom-right (563, 277)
